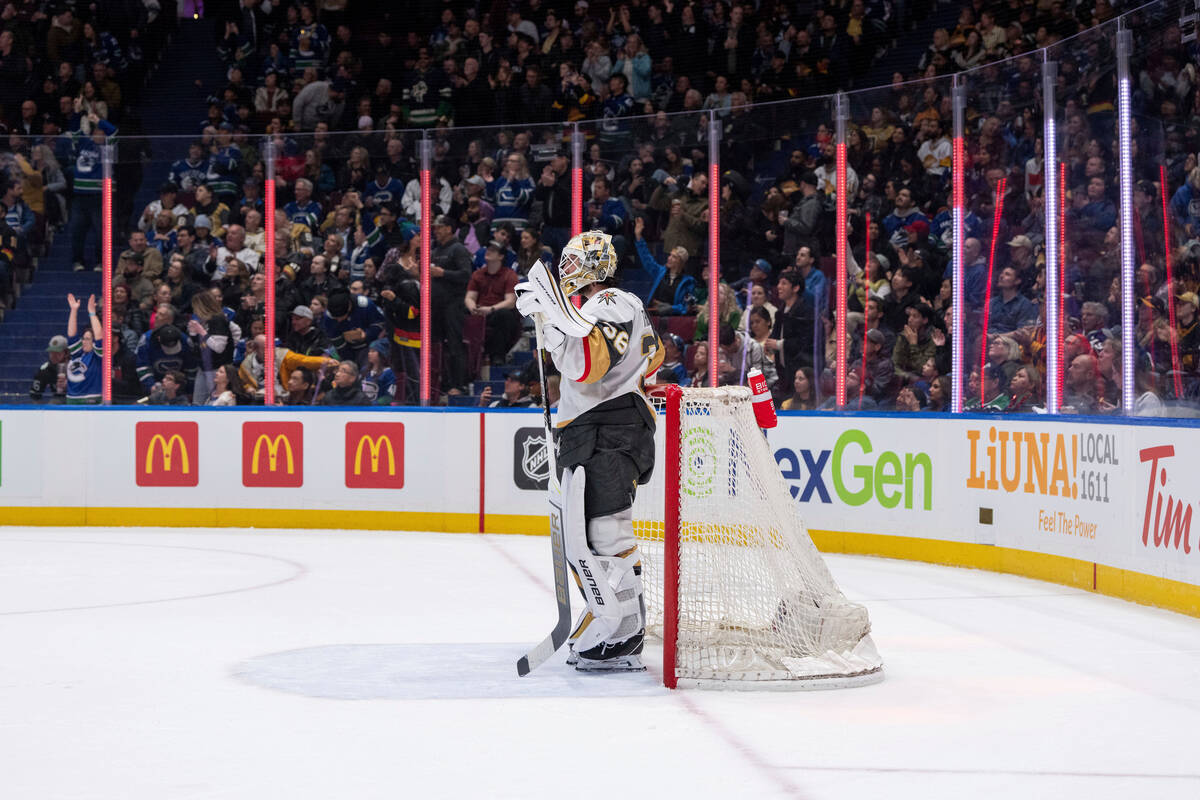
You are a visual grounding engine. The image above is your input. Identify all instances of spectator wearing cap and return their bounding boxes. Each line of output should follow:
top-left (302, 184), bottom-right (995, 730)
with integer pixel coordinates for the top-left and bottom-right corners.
top-left (895, 385), bottom-right (928, 412)
top-left (480, 367), bottom-right (537, 408)
top-left (655, 334), bottom-right (689, 386)
top-left (139, 182), bottom-right (189, 234)
top-left (292, 76), bottom-right (349, 131)
top-left (782, 171), bottom-right (822, 263)
top-left (401, 169), bottom-right (454, 222)
top-left (465, 240), bottom-right (522, 365)
top-left (322, 289), bottom-right (386, 368)
top-left (430, 214), bottom-right (475, 393)
top-left (1176, 291), bottom-right (1200, 373)
top-left (127, 230), bottom-right (163, 280)
top-left (319, 360), bottom-right (372, 406)
top-left (114, 250), bottom-right (155, 307)
top-left (855, 328), bottom-right (896, 403)
top-left (635, 216), bottom-right (696, 316)
top-left (286, 303), bottom-right (330, 357)
top-left (989, 266), bottom-right (1039, 334)
top-left (1005, 235), bottom-right (1040, 295)
top-left (136, 315), bottom-right (195, 395)
top-left (585, 176), bottom-right (627, 253)
top-left (192, 215), bottom-right (218, 250)
top-left (30, 335), bottom-right (70, 401)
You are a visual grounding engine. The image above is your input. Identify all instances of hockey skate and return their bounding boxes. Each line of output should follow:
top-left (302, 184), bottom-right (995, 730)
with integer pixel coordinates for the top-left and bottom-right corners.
top-left (574, 629), bottom-right (647, 673)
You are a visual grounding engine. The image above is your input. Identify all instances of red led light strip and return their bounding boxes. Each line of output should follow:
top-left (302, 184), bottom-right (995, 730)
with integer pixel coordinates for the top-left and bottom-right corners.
top-left (978, 177), bottom-right (1006, 407)
top-left (264, 169), bottom-right (276, 405)
top-left (1160, 164), bottom-right (1183, 398)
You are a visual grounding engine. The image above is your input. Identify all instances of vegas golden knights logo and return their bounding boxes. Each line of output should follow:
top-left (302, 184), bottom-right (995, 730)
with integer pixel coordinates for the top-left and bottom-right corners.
top-left (136, 422), bottom-right (199, 487)
top-left (344, 422), bottom-right (405, 489)
top-left (242, 422), bottom-right (304, 487)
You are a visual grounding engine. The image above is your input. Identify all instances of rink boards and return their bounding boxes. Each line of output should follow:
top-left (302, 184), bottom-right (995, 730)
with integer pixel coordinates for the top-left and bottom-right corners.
top-left (0, 406), bottom-right (1197, 617)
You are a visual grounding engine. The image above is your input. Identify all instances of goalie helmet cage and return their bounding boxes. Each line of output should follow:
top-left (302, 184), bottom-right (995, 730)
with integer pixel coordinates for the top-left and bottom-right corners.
top-left (633, 385), bottom-right (884, 690)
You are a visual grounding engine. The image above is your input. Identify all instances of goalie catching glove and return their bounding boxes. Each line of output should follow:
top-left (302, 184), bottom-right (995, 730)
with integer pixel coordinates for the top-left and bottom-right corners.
top-left (515, 260), bottom-right (597, 348)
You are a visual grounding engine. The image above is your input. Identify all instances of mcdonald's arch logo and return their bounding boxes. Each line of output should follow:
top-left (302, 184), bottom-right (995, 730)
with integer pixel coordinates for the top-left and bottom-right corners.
top-left (136, 422), bottom-right (199, 487)
top-left (345, 422), bottom-right (404, 489)
top-left (242, 422), bottom-right (303, 487)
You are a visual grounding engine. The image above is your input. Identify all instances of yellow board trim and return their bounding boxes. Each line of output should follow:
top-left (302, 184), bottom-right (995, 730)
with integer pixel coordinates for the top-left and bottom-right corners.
top-left (0, 507), bottom-right (479, 533)
top-left (3, 506), bottom-right (1197, 620)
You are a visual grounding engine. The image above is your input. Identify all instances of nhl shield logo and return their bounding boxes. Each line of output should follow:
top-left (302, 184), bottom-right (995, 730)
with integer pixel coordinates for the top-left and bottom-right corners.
top-left (514, 426), bottom-right (551, 490)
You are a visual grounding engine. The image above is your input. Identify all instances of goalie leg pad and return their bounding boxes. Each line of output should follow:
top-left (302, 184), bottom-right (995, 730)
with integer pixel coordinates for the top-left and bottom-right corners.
top-left (561, 466), bottom-right (646, 663)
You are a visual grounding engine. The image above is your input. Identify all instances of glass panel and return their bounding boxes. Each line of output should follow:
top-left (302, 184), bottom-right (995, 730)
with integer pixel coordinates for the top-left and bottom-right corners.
top-left (1049, 19), bottom-right (1124, 416)
top-left (843, 74), bottom-right (956, 412)
top-left (1129, 0), bottom-right (1198, 417)
top-left (959, 54), bottom-right (1045, 413)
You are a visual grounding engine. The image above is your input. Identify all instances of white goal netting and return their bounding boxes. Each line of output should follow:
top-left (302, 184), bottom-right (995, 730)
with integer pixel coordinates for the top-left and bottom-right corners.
top-left (633, 386), bottom-right (883, 689)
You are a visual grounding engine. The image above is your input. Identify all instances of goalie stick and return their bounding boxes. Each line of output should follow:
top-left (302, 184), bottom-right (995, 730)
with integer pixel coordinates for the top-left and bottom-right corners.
top-left (516, 314), bottom-right (573, 676)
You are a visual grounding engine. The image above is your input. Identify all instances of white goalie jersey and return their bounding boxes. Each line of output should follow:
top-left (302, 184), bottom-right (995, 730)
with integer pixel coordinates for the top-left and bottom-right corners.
top-left (552, 287), bottom-right (665, 427)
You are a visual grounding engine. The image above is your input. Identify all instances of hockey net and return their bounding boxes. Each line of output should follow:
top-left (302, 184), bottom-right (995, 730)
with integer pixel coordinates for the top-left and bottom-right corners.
top-left (633, 385), bottom-right (883, 690)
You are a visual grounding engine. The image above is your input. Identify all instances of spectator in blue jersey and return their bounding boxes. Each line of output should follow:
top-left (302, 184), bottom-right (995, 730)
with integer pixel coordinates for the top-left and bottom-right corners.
top-left (361, 340), bottom-right (397, 404)
top-left (584, 175), bottom-right (627, 257)
top-left (491, 153), bottom-right (535, 233)
top-left (598, 73), bottom-right (635, 156)
top-left (205, 124), bottom-right (243, 204)
top-left (363, 165), bottom-right (404, 211)
top-left (322, 289), bottom-right (385, 367)
top-left (881, 187), bottom-right (927, 246)
top-left (635, 216), bottom-right (696, 316)
top-left (170, 142), bottom-right (211, 196)
top-left (284, 178), bottom-right (322, 231)
top-left (1071, 177), bottom-right (1117, 236)
top-left (1169, 168), bottom-right (1200, 236)
top-left (136, 315), bottom-right (194, 394)
top-left (68, 112), bottom-right (116, 272)
top-left (65, 293), bottom-right (104, 404)
top-left (1, 179), bottom-right (34, 262)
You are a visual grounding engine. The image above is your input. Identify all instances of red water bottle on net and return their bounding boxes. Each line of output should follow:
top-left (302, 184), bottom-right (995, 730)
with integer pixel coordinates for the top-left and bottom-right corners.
top-left (747, 368), bottom-right (777, 429)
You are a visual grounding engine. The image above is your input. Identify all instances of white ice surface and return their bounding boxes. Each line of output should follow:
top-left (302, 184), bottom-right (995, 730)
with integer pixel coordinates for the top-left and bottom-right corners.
top-left (1, 526), bottom-right (1198, 800)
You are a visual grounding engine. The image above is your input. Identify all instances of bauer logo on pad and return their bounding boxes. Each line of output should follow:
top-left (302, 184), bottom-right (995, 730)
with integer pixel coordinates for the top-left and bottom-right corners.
top-left (243, 422), bottom-right (303, 487)
top-left (514, 427), bottom-right (551, 490)
top-left (345, 422), bottom-right (404, 489)
top-left (136, 421), bottom-right (199, 487)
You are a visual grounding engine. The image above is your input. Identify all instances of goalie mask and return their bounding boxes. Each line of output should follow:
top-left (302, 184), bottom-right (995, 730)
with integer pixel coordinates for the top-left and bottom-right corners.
top-left (558, 231), bottom-right (617, 296)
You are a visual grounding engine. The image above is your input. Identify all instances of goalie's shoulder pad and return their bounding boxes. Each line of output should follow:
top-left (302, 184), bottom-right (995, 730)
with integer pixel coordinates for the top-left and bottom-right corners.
top-left (580, 287), bottom-right (643, 324)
